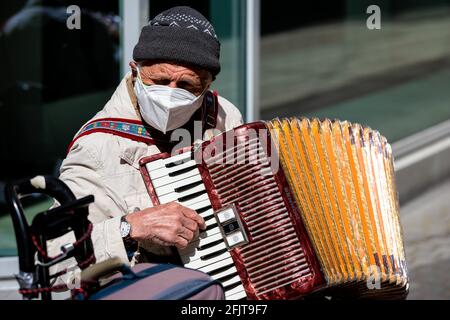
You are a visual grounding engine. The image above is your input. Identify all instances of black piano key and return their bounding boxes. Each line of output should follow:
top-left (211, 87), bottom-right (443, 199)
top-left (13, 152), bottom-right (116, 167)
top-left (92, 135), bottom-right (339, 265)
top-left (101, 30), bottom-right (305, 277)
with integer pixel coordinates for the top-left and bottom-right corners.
top-left (198, 239), bottom-right (224, 251)
top-left (205, 222), bottom-right (218, 232)
top-left (196, 205), bottom-right (212, 213)
top-left (165, 158), bottom-right (190, 168)
top-left (223, 281), bottom-right (243, 292)
top-left (178, 190), bottom-right (207, 202)
top-left (168, 165), bottom-right (198, 177)
top-left (206, 264), bottom-right (236, 277)
top-left (216, 273), bottom-right (238, 283)
top-left (200, 248), bottom-right (228, 261)
top-left (204, 214), bottom-right (216, 222)
top-left (199, 223), bottom-right (218, 238)
top-left (174, 180), bottom-right (203, 193)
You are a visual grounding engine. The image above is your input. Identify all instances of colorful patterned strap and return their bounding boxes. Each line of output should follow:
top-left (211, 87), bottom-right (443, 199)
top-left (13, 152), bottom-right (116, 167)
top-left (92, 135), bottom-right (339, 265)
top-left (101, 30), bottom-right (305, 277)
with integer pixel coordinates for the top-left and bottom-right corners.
top-left (67, 91), bottom-right (219, 153)
top-left (67, 118), bottom-right (156, 153)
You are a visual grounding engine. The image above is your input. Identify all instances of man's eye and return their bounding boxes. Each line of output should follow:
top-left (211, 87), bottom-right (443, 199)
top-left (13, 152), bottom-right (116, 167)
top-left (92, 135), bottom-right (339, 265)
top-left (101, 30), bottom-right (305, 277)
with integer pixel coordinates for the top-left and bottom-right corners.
top-left (154, 79), bottom-right (171, 86)
top-left (177, 81), bottom-right (195, 91)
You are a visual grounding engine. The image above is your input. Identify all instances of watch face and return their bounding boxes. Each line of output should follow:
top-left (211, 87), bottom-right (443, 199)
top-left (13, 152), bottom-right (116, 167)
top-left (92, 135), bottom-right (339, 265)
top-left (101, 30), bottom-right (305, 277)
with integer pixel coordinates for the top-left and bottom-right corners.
top-left (120, 220), bottom-right (131, 238)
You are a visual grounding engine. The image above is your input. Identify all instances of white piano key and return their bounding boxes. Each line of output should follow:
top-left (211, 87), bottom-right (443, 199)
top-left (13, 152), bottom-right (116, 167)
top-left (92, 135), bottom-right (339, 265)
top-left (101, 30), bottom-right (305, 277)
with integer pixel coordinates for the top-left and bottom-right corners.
top-left (204, 215), bottom-right (217, 226)
top-left (145, 159), bottom-right (164, 172)
top-left (154, 174), bottom-right (203, 197)
top-left (146, 152), bottom-right (193, 172)
top-left (158, 183), bottom-right (206, 204)
top-left (226, 289), bottom-right (247, 300)
top-left (188, 199), bottom-right (212, 211)
top-left (198, 208), bottom-right (214, 219)
top-left (182, 249), bottom-right (231, 269)
top-left (198, 257), bottom-right (234, 274)
top-left (203, 218), bottom-right (217, 230)
top-left (225, 282), bottom-right (246, 296)
top-left (164, 151), bottom-right (193, 165)
top-left (152, 168), bottom-right (200, 188)
top-left (149, 160), bottom-right (198, 180)
top-left (187, 232), bottom-right (223, 251)
top-left (208, 265), bottom-right (238, 282)
top-left (178, 192), bottom-right (210, 208)
top-left (221, 275), bottom-right (242, 288)
top-left (182, 238), bottom-right (227, 262)
top-left (199, 223), bottom-right (221, 239)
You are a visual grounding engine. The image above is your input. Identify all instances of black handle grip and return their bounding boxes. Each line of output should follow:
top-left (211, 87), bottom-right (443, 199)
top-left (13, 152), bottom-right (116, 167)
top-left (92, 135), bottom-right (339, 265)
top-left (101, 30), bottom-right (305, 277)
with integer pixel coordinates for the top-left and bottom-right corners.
top-left (4, 176), bottom-right (76, 273)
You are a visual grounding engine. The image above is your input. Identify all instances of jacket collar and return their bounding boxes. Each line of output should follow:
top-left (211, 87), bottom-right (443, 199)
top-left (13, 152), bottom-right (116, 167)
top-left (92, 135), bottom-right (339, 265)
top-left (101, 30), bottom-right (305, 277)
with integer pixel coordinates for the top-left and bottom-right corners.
top-left (100, 73), bottom-right (161, 169)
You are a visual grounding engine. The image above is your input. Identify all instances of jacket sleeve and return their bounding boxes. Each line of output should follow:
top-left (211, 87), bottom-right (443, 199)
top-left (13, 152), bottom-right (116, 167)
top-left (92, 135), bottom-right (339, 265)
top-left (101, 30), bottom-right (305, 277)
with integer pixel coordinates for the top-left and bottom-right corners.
top-left (47, 138), bottom-right (130, 268)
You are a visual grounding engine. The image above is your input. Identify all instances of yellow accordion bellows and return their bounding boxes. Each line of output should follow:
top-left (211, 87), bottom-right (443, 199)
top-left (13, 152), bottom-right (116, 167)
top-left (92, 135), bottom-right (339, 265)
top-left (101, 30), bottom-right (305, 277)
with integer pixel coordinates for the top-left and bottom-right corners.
top-left (267, 117), bottom-right (408, 298)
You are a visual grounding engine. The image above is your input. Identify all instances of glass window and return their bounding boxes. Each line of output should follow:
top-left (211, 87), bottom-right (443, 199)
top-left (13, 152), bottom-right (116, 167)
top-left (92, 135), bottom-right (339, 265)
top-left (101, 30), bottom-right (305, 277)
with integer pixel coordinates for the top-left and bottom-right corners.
top-left (260, 0), bottom-right (450, 143)
top-left (0, 0), bottom-right (120, 256)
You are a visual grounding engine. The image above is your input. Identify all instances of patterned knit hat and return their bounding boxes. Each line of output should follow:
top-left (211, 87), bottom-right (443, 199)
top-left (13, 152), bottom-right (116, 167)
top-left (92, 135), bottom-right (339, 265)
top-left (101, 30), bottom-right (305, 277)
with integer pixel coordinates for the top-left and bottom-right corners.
top-left (133, 6), bottom-right (221, 76)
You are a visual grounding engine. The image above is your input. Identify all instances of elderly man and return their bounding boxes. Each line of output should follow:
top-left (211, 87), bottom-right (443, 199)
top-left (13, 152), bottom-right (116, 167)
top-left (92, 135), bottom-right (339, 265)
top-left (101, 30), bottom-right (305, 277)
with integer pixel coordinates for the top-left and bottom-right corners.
top-left (49, 6), bottom-right (243, 267)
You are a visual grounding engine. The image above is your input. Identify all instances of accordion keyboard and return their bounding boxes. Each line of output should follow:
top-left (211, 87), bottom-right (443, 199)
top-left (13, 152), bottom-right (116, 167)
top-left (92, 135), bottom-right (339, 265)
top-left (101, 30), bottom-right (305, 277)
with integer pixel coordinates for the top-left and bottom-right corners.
top-left (144, 152), bottom-right (247, 300)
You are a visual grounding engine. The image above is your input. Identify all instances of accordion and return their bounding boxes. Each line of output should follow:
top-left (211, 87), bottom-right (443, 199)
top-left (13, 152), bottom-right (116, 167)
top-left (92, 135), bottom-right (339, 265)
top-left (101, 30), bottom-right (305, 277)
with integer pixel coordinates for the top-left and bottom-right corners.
top-left (139, 117), bottom-right (409, 300)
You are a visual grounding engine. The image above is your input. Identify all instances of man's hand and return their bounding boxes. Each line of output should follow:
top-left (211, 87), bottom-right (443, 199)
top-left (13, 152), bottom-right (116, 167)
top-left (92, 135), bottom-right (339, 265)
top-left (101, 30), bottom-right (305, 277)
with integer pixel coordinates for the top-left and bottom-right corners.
top-left (125, 202), bottom-right (206, 249)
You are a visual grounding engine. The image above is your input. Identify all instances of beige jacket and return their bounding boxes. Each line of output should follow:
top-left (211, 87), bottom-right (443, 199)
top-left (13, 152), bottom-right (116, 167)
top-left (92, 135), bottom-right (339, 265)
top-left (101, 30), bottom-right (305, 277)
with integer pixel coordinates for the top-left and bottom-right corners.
top-left (48, 73), bottom-right (243, 269)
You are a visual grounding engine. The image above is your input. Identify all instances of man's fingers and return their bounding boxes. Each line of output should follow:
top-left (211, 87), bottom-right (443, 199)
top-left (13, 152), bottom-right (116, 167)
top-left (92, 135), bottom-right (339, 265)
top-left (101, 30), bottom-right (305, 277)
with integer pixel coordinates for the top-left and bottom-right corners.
top-left (174, 236), bottom-right (189, 249)
top-left (180, 207), bottom-right (206, 230)
top-left (181, 216), bottom-right (198, 233)
top-left (177, 226), bottom-right (194, 242)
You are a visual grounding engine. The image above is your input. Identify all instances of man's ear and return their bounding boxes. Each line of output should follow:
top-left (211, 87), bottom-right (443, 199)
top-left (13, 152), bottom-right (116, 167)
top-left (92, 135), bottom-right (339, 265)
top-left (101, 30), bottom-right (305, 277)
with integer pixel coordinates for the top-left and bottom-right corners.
top-left (130, 61), bottom-right (138, 78)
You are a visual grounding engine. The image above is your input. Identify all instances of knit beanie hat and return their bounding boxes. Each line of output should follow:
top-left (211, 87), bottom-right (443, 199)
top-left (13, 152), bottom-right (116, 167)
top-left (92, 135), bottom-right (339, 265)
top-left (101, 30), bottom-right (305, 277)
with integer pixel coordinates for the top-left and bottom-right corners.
top-left (132, 6), bottom-right (221, 76)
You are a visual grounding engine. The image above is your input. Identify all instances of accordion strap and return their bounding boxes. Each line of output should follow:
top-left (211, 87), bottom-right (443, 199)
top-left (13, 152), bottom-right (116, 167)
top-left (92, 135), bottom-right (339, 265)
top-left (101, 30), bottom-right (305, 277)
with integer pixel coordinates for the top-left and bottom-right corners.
top-left (67, 91), bottom-right (220, 153)
top-left (67, 118), bottom-right (156, 153)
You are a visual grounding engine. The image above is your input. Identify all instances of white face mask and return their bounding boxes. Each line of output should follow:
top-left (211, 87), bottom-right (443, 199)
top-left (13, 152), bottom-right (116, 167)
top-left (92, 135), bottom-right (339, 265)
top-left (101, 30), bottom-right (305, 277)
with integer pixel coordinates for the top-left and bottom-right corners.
top-left (133, 68), bottom-right (205, 134)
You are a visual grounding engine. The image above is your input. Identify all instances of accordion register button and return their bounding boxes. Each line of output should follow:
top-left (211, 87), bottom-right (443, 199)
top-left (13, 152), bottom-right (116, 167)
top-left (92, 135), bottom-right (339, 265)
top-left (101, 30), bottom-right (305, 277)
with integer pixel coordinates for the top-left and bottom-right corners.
top-left (222, 221), bottom-right (240, 235)
top-left (216, 208), bottom-right (236, 223)
top-left (226, 231), bottom-right (245, 247)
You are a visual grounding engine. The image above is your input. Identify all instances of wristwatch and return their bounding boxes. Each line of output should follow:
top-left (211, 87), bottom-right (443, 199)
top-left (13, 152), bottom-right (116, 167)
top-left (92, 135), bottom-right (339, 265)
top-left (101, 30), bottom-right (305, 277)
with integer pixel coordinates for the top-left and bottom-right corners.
top-left (120, 216), bottom-right (137, 251)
